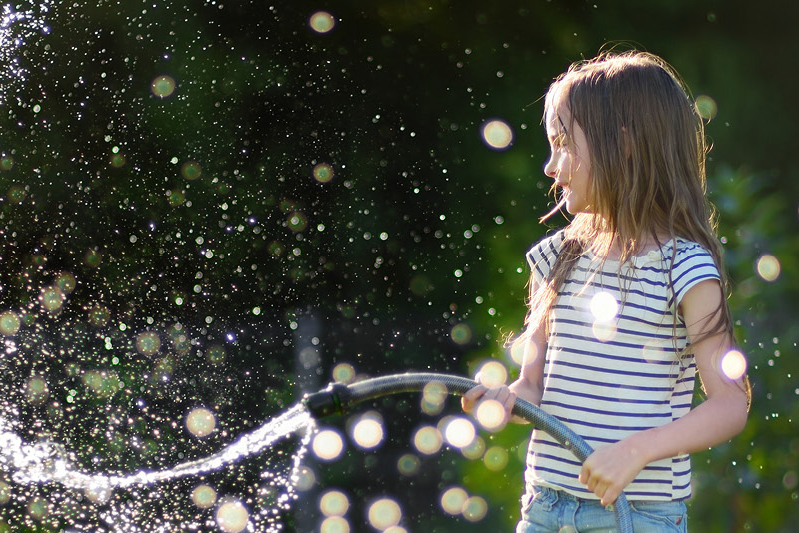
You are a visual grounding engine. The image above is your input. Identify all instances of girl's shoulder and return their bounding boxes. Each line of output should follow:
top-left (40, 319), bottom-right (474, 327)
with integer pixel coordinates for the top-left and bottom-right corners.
top-left (663, 237), bottom-right (718, 265)
top-left (662, 237), bottom-right (722, 304)
top-left (525, 229), bottom-right (567, 281)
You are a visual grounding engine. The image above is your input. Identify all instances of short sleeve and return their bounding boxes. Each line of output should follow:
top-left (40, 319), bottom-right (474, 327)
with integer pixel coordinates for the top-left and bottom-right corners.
top-left (525, 230), bottom-right (566, 284)
top-left (670, 241), bottom-right (721, 307)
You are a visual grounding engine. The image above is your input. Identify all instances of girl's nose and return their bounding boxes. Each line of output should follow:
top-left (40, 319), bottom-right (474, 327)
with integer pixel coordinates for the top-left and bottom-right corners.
top-left (544, 158), bottom-right (557, 178)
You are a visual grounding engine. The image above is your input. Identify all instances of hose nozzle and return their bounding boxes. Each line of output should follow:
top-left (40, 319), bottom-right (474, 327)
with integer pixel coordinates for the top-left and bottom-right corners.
top-left (302, 382), bottom-right (352, 418)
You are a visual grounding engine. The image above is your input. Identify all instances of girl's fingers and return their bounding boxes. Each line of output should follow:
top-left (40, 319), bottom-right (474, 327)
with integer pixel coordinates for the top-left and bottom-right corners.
top-left (460, 385), bottom-right (486, 413)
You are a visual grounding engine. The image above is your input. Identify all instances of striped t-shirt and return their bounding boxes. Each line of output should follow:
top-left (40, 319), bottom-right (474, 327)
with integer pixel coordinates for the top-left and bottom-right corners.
top-left (524, 230), bottom-right (721, 501)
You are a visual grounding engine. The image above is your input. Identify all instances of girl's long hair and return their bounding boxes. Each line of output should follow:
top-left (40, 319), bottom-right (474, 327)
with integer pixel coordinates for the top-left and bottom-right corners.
top-left (524, 51), bottom-right (749, 400)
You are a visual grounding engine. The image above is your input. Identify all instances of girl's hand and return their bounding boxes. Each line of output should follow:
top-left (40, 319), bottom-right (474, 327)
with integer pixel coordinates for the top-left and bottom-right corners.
top-left (578, 437), bottom-right (649, 506)
top-left (461, 379), bottom-right (517, 432)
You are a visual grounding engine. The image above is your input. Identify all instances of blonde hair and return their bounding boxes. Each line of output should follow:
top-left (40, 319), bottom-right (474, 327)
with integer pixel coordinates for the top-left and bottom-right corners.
top-left (525, 51), bottom-right (740, 389)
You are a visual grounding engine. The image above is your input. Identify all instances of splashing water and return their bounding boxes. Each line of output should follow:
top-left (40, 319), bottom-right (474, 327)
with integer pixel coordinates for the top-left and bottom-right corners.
top-left (0, 1), bottom-right (50, 99)
top-left (0, 404), bottom-right (315, 531)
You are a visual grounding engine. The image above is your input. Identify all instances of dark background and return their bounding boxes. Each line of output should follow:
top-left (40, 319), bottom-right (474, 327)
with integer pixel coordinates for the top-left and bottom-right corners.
top-left (0, 0), bottom-right (795, 531)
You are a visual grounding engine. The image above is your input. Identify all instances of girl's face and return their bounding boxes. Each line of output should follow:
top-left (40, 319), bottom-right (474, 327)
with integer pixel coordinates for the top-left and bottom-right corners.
top-left (543, 105), bottom-right (592, 214)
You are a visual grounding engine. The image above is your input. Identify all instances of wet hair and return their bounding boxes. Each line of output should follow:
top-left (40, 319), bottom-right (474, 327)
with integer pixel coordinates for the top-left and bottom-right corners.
top-left (524, 50), bottom-right (749, 401)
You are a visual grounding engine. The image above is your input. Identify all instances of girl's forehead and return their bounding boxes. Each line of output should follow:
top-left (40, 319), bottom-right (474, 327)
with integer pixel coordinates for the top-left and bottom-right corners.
top-left (546, 105), bottom-right (571, 134)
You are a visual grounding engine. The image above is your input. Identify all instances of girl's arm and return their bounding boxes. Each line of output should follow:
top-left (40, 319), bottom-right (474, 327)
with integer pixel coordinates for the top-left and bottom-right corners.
top-left (461, 321), bottom-right (547, 427)
top-left (579, 279), bottom-right (749, 506)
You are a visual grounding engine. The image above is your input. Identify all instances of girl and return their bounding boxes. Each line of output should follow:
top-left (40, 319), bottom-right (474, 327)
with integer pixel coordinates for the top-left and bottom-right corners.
top-left (462, 51), bottom-right (750, 532)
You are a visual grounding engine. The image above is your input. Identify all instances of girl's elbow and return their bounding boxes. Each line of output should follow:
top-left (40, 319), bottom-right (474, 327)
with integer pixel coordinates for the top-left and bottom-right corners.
top-left (730, 390), bottom-right (749, 436)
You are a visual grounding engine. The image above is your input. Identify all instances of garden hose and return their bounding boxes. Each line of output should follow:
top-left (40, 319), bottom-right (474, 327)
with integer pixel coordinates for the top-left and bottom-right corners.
top-left (303, 372), bottom-right (634, 532)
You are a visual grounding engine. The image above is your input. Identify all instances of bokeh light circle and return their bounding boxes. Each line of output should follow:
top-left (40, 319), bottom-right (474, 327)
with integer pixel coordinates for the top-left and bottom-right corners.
top-left (367, 498), bottom-right (402, 530)
top-left (151, 75), bottom-right (176, 98)
top-left (721, 350), bottom-right (748, 380)
top-left (695, 95), bottom-right (718, 120)
top-left (590, 291), bottom-right (618, 322)
top-left (0, 310), bottom-right (21, 336)
top-left (481, 119), bottom-right (513, 150)
top-left (39, 286), bottom-right (65, 312)
top-left (412, 426), bottom-right (442, 455)
top-left (397, 453), bottom-right (421, 476)
top-left (24, 377), bottom-right (49, 405)
top-left (331, 362), bottom-right (356, 383)
top-left (756, 254), bottom-right (781, 282)
top-left (320, 516), bottom-right (350, 533)
top-left (460, 435), bottom-right (486, 460)
top-left (319, 490), bottom-right (350, 517)
top-left (313, 429), bottom-right (345, 461)
top-left (475, 399), bottom-right (506, 431)
top-left (351, 417), bottom-right (384, 449)
top-left (450, 323), bottom-right (472, 345)
top-left (186, 407), bottom-right (216, 437)
top-left (136, 331), bottom-right (161, 356)
top-left (443, 417), bottom-right (475, 448)
top-left (440, 486), bottom-right (468, 515)
top-left (191, 484), bottom-right (217, 508)
top-left (462, 496), bottom-right (488, 522)
top-left (477, 360), bottom-right (508, 387)
top-left (309, 11), bottom-right (336, 33)
top-left (314, 163), bottom-right (334, 183)
top-left (483, 445), bottom-right (509, 471)
top-left (216, 499), bottom-right (249, 533)
top-left (181, 161), bottom-right (202, 181)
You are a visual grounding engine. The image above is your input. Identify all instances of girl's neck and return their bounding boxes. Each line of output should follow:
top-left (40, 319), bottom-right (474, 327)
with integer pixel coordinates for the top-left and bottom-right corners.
top-left (606, 232), bottom-right (672, 261)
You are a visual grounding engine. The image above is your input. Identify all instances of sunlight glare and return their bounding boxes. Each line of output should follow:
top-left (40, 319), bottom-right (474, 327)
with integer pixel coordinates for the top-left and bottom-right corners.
top-left (313, 429), bottom-right (345, 461)
top-left (443, 416), bottom-right (476, 448)
top-left (351, 416), bottom-right (384, 449)
top-left (475, 399), bottom-right (506, 431)
top-left (721, 349), bottom-right (748, 380)
top-left (590, 291), bottom-right (618, 322)
top-left (477, 360), bottom-right (508, 387)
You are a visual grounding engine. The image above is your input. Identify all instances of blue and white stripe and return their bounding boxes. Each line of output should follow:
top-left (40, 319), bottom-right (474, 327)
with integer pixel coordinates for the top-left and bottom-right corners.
top-left (524, 230), bottom-right (720, 501)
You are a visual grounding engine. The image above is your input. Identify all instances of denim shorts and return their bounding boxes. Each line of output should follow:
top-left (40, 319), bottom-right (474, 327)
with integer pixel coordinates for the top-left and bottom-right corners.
top-left (516, 486), bottom-right (688, 532)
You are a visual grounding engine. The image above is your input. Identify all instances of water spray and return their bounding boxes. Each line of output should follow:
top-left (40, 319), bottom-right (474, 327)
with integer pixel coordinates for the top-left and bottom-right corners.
top-left (304, 372), bottom-right (634, 533)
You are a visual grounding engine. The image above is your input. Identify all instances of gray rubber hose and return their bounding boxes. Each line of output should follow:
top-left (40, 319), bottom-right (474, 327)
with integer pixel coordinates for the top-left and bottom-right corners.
top-left (303, 372), bottom-right (634, 532)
